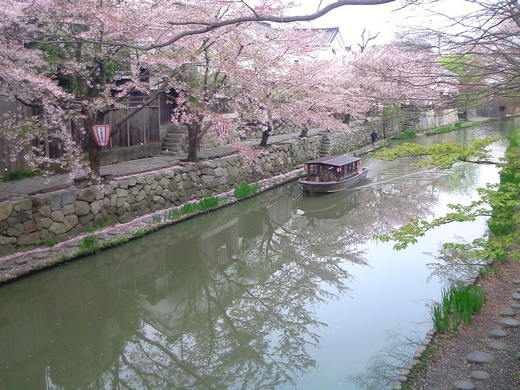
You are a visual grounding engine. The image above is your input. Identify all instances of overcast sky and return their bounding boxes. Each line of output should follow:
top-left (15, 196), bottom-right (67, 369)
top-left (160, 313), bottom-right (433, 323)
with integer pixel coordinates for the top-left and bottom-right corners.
top-left (291, 0), bottom-right (481, 49)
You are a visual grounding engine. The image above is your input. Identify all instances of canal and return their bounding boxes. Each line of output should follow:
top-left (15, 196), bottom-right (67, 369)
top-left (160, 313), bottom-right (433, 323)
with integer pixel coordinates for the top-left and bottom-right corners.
top-left (0, 119), bottom-right (517, 390)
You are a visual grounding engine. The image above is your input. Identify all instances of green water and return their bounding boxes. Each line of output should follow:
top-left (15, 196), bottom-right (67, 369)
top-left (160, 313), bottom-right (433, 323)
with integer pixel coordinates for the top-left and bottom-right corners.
top-left (0, 119), bottom-right (517, 390)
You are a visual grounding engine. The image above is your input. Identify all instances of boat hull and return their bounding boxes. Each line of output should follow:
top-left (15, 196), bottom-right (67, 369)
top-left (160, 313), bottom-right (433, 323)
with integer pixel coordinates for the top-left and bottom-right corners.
top-left (298, 168), bottom-right (368, 194)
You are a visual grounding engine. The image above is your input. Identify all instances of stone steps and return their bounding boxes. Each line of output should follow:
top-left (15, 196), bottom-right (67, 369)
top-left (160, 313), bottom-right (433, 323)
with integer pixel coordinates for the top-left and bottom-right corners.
top-left (161, 126), bottom-right (188, 154)
top-left (320, 135), bottom-right (331, 157)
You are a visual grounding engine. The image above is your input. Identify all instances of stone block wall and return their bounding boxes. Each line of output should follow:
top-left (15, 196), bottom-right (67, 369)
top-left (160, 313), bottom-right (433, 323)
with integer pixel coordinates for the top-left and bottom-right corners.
top-left (418, 109), bottom-right (458, 130)
top-left (0, 136), bottom-right (321, 255)
top-left (100, 143), bottom-right (162, 165)
top-left (0, 108), bottom-right (461, 257)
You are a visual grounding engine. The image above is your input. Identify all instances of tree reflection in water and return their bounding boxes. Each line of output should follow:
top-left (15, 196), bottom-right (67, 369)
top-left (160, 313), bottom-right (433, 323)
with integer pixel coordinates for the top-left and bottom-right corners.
top-left (349, 330), bottom-right (424, 390)
top-left (0, 169), bottom-right (443, 390)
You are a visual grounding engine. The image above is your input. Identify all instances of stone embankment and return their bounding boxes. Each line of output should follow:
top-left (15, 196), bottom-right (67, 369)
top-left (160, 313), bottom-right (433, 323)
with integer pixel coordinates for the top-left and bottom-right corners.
top-left (0, 137), bottom-right (318, 256)
top-left (0, 134), bottom-right (386, 283)
top-left (0, 121), bottom-right (395, 258)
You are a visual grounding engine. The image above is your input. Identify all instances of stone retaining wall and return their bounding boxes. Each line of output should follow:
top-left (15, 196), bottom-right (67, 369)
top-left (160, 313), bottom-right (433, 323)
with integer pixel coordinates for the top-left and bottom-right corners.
top-left (0, 109), bottom-right (456, 256)
top-left (419, 108), bottom-right (458, 130)
top-left (0, 136), bottom-right (321, 255)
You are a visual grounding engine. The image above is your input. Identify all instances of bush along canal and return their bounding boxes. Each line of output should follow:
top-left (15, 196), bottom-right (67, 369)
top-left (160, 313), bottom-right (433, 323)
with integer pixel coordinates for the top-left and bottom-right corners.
top-left (0, 119), bottom-right (517, 390)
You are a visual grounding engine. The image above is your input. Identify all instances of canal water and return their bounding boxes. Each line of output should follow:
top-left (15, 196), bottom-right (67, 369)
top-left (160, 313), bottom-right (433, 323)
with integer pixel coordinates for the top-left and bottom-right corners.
top-left (0, 119), bottom-right (517, 390)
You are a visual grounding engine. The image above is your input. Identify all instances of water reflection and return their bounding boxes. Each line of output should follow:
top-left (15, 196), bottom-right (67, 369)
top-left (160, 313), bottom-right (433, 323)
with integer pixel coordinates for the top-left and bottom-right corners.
top-left (0, 120), bottom-right (512, 390)
top-left (1, 176), bottom-right (443, 390)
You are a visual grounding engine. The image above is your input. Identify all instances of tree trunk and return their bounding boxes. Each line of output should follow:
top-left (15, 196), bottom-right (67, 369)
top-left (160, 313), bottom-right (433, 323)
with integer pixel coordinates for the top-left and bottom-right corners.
top-left (299, 127), bottom-right (309, 138)
top-left (259, 123), bottom-right (272, 147)
top-left (86, 117), bottom-right (102, 178)
top-left (87, 126), bottom-right (101, 178)
top-left (187, 123), bottom-right (201, 162)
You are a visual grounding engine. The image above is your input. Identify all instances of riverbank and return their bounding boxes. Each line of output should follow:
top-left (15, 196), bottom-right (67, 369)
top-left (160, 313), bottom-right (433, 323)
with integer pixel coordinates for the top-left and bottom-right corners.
top-left (393, 127), bottom-right (520, 390)
top-left (0, 139), bottom-right (387, 284)
top-left (0, 168), bottom-right (302, 284)
top-left (402, 258), bottom-right (520, 390)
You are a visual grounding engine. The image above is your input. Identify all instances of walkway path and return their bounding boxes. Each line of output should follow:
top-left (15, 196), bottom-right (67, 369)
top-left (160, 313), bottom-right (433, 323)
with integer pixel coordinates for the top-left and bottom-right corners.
top-left (404, 256), bottom-right (520, 390)
top-left (0, 129), bottom-right (326, 201)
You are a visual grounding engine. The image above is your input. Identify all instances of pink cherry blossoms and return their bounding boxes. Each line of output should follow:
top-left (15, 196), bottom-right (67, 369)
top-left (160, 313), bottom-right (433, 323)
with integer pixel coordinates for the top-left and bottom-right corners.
top-left (0, 0), bottom-right (450, 178)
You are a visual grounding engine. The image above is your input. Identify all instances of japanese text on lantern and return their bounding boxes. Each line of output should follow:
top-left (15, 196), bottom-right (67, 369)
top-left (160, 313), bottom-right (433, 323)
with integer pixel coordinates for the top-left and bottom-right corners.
top-left (92, 124), bottom-right (111, 147)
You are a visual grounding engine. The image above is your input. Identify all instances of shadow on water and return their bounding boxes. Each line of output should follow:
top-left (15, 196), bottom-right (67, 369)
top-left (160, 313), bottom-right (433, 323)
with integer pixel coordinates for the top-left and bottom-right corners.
top-left (0, 118), bottom-right (517, 390)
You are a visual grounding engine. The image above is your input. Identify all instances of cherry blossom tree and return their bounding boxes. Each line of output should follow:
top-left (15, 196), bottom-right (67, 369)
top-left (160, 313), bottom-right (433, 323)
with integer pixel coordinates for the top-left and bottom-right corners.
top-left (2, 0), bottom-right (438, 178)
top-left (399, 0), bottom-right (520, 112)
top-left (0, 0), bottom-right (403, 176)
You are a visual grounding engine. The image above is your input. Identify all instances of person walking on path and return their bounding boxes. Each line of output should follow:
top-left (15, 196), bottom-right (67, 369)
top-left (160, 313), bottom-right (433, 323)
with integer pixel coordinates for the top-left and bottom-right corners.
top-left (370, 129), bottom-right (378, 145)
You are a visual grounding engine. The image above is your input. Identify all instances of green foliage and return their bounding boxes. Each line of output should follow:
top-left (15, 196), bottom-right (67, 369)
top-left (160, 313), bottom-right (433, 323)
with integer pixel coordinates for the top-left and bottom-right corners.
top-left (2, 169), bottom-right (41, 181)
top-left (133, 230), bottom-right (146, 239)
top-left (83, 220), bottom-right (115, 233)
top-left (94, 220), bottom-right (116, 229)
top-left (374, 129), bottom-right (519, 264)
top-left (197, 197), bottom-right (220, 210)
top-left (373, 138), bottom-right (499, 169)
top-left (42, 239), bottom-right (57, 247)
top-left (181, 203), bottom-right (198, 214)
top-left (438, 55), bottom-right (472, 76)
top-left (150, 197), bottom-right (221, 224)
top-left (431, 284), bottom-right (486, 333)
top-left (425, 121), bottom-right (477, 135)
top-left (401, 346), bottom-right (438, 389)
top-left (478, 264), bottom-right (496, 277)
top-left (391, 130), bottom-right (417, 139)
top-left (234, 183), bottom-right (261, 199)
top-left (79, 236), bottom-right (98, 251)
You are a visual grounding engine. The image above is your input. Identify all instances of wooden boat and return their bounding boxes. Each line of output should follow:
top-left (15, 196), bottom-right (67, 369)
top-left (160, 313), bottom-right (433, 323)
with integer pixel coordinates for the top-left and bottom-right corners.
top-left (298, 155), bottom-right (368, 194)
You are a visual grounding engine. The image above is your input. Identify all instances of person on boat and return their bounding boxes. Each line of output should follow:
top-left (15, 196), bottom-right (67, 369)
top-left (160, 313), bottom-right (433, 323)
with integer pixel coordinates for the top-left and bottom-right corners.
top-left (370, 129), bottom-right (378, 144)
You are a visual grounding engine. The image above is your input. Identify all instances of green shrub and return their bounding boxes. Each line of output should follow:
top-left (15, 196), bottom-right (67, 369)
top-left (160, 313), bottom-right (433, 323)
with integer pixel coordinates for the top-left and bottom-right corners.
top-left (180, 203), bottom-right (198, 214)
top-left (42, 239), bottom-right (57, 247)
top-left (431, 284), bottom-right (486, 333)
top-left (94, 220), bottom-right (115, 229)
top-left (3, 169), bottom-right (39, 181)
top-left (198, 197), bottom-right (220, 210)
top-left (488, 219), bottom-right (516, 236)
top-left (391, 130), bottom-right (417, 139)
top-left (234, 183), bottom-right (261, 199)
top-left (79, 236), bottom-right (98, 251)
top-left (83, 220), bottom-right (115, 233)
top-left (167, 209), bottom-right (182, 219)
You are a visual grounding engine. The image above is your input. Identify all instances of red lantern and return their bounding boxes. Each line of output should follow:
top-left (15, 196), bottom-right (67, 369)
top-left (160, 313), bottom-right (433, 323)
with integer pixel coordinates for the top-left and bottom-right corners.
top-left (304, 164), bottom-right (309, 170)
top-left (336, 167), bottom-right (341, 173)
top-left (92, 124), bottom-right (111, 147)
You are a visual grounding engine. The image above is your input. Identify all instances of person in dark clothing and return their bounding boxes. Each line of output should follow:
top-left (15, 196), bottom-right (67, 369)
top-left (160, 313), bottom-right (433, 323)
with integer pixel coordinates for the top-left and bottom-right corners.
top-left (370, 129), bottom-right (378, 144)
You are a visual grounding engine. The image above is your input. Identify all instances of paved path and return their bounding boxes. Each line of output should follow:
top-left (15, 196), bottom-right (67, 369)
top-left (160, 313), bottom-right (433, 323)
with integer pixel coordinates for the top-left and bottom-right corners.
top-left (0, 129), bottom-right (326, 200)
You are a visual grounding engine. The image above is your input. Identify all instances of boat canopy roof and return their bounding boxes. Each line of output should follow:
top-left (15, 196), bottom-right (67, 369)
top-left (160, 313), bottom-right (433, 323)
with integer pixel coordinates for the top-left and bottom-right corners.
top-left (305, 155), bottom-right (360, 167)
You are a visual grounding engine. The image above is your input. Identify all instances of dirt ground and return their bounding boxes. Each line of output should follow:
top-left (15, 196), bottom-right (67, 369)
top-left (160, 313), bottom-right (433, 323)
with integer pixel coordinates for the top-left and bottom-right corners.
top-left (406, 258), bottom-right (520, 390)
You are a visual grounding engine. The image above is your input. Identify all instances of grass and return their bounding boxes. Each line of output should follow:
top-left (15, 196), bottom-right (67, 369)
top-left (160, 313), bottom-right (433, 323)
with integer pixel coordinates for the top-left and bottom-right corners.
top-left (424, 121), bottom-right (477, 135)
top-left (151, 197), bottom-right (221, 224)
top-left (1, 169), bottom-right (42, 182)
top-left (42, 239), bottom-right (58, 247)
top-left (486, 127), bottom-right (519, 262)
top-left (198, 197), bottom-right (220, 210)
top-left (234, 183), bottom-right (261, 199)
top-left (401, 346), bottom-right (438, 390)
top-left (391, 129), bottom-right (417, 139)
top-left (478, 264), bottom-right (498, 277)
top-left (430, 284), bottom-right (486, 333)
top-left (79, 236), bottom-right (99, 251)
top-left (83, 220), bottom-right (116, 233)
